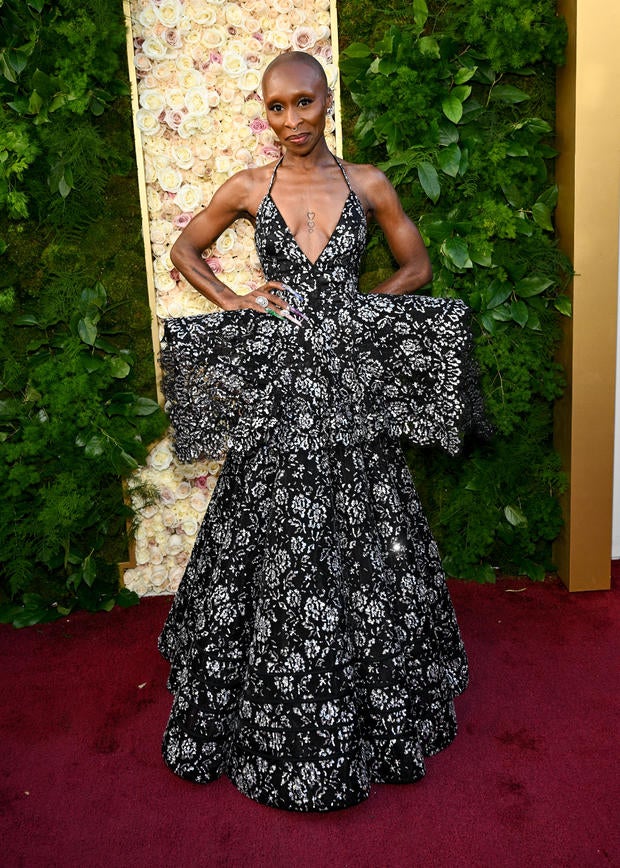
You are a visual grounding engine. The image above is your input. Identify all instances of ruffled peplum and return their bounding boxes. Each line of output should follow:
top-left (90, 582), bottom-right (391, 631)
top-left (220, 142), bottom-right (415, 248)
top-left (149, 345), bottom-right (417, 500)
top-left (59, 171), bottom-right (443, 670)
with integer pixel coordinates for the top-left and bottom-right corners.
top-left (160, 289), bottom-right (490, 464)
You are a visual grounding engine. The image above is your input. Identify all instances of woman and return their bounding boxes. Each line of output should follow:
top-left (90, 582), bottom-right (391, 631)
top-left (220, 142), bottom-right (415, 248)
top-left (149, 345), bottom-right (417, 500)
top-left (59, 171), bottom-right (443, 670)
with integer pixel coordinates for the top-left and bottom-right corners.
top-left (158, 51), bottom-right (485, 812)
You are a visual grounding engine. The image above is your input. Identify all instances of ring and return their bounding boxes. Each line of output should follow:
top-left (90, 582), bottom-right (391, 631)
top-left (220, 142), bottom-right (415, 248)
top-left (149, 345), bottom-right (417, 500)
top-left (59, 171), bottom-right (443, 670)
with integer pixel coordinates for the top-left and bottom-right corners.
top-left (255, 295), bottom-right (269, 309)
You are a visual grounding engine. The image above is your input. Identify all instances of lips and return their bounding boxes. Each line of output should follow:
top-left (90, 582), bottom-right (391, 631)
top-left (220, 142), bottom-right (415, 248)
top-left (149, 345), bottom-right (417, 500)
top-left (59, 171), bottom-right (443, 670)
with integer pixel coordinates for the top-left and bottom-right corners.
top-left (287, 132), bottom-right (310, 144)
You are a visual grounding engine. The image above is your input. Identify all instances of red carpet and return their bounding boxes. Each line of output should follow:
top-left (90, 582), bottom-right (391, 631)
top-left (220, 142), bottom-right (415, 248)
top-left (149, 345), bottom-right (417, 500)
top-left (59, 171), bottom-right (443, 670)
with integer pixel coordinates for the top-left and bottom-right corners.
top-left (1, 573), bottom-right (618, 868)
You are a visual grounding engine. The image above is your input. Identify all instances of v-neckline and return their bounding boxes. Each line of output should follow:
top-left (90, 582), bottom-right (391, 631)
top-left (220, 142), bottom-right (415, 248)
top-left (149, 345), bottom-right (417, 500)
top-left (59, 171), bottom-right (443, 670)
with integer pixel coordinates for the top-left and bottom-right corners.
top-left (265, 191), bottom-right (353, 269)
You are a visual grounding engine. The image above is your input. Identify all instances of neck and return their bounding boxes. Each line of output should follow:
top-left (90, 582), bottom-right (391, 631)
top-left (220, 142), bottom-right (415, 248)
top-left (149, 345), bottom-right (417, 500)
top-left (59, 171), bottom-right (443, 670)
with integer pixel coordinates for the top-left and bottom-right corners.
top-left (280, 138), bottom-right (335, 170)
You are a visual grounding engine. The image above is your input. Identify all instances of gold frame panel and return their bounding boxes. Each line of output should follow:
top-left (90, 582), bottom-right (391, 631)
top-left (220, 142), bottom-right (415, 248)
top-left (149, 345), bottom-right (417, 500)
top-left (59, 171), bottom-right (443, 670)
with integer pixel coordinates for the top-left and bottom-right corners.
top-left (554, 0), bottom-right (620, 590)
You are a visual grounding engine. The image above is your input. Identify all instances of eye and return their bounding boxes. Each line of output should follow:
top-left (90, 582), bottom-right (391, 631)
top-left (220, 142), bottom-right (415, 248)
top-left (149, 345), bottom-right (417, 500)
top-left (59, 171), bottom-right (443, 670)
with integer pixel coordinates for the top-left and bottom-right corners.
top-left (298, 97), bottom-right (313, 107)
top-left (268, 102), bottom-right (283, 112)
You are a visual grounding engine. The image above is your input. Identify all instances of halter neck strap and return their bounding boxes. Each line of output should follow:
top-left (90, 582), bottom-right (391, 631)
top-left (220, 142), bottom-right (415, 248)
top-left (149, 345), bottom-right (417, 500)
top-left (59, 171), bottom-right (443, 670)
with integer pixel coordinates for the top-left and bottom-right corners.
top-left (266, 152), bottom-right (353, 195)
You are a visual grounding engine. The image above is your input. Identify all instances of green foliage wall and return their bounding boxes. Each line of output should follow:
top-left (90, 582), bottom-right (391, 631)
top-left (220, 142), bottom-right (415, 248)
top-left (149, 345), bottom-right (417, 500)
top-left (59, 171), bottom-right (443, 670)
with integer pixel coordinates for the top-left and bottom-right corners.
top-left (0, 0), bottom-right (167, 626)
top-left (338, 0), bottom-right (570, 581)
top-left (0, 0), bottom-right (571, 627)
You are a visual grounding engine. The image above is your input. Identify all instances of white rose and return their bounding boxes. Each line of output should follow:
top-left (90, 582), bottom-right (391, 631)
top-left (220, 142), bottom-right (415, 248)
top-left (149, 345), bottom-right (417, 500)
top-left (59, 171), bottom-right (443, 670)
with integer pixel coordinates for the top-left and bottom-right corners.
top-left (323, 63), bottom-right (339, 90)
top-left (176, 115), bottom-right (202, 139)
top-left (181, 517), bottom-right (199, 537)
top-left (168, 566), bottom-right (185, 591)
top-left (174, 183), bottom-right (202, 213)
top-left (155, 272), bottom-right (177, 293)
top-left (158, 167), bottom-right (183, 192)
top-left (142, 35), bottom-right (169, 62)
top-left (214, 154), bottom-right (231, 174)
top-left (166, 534), bottom-right (186, 556)
top-left (238, 69), bottom-right (261, 93)
top-left (150, 219), bottom-right (172, 244)
top-left (290, 8), bottom-right (306, 25)
top-left (224, 4), bottom-right (244, 27)
top-left (172, 145), bottom-right (195, 170)
top-left (207, 461), bottom-right (222, 475)
top-left (155, 0), bottom-right (182, 28)
top-left (136, 109), bottom-right (161, 136)
top-left (138, 7), bottom-right (157, 28)
top-left (265, 30), bottom-right (290, 50)
top-left (175, 55), bottom-right (195, 74)
top-left (175, 480), bottom-right (192, 499)
top-left (152, 59), bottom-right (177, 82)
top-left (184, 86), bottom-right (212, 116)
top-left (133, 53), bottom-right (152, 76)
top-left (202, 27), bottom-right (227, 49)
top-left (146, 188), bottom-right (163, 214)
top-left (195, 144), bottom-right (213, 161)
top-left (275, 0), bottom-right (294, 12)
top-left (134, 546), bottom-right (150, 566)
top-left (178, 68), bottom-right (204, 90)
top-left (222, 51), bottom-right (247, 78)
top-left (291, 26), bottom-right (318, 51)
top-left (190, 491), bottom-right (209, 512)
top-left (148, 544), bottom-right (164, 566)
top-left (215, 227), bottom-right (237, 254)
top-left (165, 87), bottom-right (186, 110)
top-left (185, 2), bottom-right (216, 26)
top-left (149, 442), bottom-right (173, 471)
top-left (150, 565), bottom-right (169, 588)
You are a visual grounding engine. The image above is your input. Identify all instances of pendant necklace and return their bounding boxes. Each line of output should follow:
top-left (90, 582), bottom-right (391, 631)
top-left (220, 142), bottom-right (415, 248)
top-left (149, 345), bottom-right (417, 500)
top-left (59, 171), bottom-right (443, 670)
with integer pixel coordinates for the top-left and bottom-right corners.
top-left (306, 211), bottom-right (316, 233)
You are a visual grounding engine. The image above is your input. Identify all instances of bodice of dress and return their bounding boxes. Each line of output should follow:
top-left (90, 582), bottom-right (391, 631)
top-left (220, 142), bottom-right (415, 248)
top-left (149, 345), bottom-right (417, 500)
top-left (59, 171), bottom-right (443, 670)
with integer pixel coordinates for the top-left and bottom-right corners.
top-left (254, 154), bottom-right (368, 305)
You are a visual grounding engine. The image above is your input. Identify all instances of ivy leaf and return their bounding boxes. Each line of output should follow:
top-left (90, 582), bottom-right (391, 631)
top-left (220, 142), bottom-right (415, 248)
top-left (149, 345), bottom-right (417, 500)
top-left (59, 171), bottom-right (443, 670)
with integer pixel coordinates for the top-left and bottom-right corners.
top-left (14, 313), bottom-right (43, 327)
top-left (554, 296), bottom-right (572, 316)
top-left (418, 36), bottom-right (440, 58)
top-left (82, 554), bottom-right (97, 588)
top-left (514, 276), bottom-right (553, 298)
top-left (77, 317), bottom-right (98, 345)
top-left (417, 162), bottom-right (441, 203)
top-left (491, 305), bottom-right (513, 322)
top-left (532, 202), bottom-right (553, 231)
top-left (84, 435), bottom-right (106, 458)
top-left (413, 0), bottom-right (429, 30)
top-left (537, 185), bottom-right (559, 209)
top-left (510, 300), bottom-right (529, 327)
top-left (480, 313), bottom-right (496, 334)
top-left (485, 280), bottom-right (513, 308)
top-left (438, 120), bottom-right (459, 145)
top-left (469, 241), bottom-right (492, 267)
top-left (492, 85), bottom-right (530, 104)
top-left (441, 237), bottom-right (472, 269)
top-left (132, 397), bottom-right (161, 416)
top-left (506, 143), bottom-right (529, 157)
top-left (108, 357), bottom-right (131, 379)
top-left (454, 66), bottom-right (477, 84)
top-left (442, 94), bottom-right (463, 124)
top-left (438, 143), bottom-right (461, 177)
top-left (504, 505), bottom-right (528, 527)
top-left (526, 310), bottom-right (542, 330)
top-left (451, 85), bottom-right (472, 103)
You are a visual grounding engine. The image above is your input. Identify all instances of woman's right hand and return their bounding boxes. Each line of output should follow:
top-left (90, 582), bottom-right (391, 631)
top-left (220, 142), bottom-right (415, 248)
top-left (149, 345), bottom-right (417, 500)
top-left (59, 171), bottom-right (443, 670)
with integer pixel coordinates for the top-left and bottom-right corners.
top-left (222, 281), bottom-right (291, 315)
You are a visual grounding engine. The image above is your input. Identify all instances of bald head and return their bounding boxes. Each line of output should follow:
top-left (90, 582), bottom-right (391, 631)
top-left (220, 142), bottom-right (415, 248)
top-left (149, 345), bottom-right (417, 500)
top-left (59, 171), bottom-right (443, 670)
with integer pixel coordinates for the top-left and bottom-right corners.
top-left (262, 51), bottom-right (329, 96)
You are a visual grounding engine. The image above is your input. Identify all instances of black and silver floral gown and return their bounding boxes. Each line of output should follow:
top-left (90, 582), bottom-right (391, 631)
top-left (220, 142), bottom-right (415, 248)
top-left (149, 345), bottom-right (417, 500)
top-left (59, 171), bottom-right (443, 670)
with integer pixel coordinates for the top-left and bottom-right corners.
top-left (158, 155), bottom-right (487, 812)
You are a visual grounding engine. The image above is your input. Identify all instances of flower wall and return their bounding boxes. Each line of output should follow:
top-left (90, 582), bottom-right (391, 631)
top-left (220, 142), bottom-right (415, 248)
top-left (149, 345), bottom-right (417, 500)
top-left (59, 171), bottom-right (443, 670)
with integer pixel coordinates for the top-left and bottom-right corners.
top-left (123, 0), bottom-right (339, 596)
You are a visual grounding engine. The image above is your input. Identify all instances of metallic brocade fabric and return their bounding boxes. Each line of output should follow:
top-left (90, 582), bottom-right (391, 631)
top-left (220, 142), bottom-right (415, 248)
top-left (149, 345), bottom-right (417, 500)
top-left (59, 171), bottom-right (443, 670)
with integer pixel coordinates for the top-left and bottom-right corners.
top-left (157, 157), bottom-right (484, 811)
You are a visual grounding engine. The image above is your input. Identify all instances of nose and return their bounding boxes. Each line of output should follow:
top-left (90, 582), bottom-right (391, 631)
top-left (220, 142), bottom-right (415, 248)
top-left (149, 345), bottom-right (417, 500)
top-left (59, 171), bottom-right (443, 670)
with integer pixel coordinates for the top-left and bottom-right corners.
top-left (284, 106), bottom-right (300, 128)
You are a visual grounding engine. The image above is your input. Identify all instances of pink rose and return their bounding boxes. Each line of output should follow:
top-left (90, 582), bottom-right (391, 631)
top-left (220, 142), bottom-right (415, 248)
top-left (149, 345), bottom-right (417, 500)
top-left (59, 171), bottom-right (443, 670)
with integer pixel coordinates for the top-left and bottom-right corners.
top-left (170, 268), bottom-right (180, 281)
top-left (173, 212), bottom-right (193, 229)
top-left (252, 32), bottom-right (263, 42)
top-left (210, 51), bottom-right (223, 65)
top-left (205, 256), bottom-right (223, 273)
top-left (194, 476), bottom-right (209, 489)
top-left (250, 117), bottom-right (269, 134)
top-left (164, 28), bottom-right (182, 49)
top-left (261, 145), bottom-right (281, 159)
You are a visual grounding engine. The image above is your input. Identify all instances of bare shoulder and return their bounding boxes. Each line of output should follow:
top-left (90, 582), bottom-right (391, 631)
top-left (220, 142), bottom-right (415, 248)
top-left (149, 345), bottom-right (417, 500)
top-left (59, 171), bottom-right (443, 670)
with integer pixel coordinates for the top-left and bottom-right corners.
top-left (339, 161), bottom-right (396, 212)
top-left (211, 162), bottom-right (278, 215)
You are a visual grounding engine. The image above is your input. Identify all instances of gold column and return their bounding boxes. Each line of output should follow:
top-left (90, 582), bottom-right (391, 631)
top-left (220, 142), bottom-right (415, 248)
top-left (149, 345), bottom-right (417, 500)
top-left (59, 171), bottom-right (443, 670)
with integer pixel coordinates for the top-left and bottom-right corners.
top-left (554, 0), bottom-right (620, 590)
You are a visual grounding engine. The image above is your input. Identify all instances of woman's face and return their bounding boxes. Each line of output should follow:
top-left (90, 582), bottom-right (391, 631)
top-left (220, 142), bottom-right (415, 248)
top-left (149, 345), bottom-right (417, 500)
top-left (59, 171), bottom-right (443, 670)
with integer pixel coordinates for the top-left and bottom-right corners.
top-left (262, 61), bottom-right (331, 154)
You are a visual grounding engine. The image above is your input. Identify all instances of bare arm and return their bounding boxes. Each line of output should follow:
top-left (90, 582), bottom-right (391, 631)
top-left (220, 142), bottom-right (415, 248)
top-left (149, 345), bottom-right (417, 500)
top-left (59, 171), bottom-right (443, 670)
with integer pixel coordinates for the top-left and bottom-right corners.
top-left (170, 171), bottom-right (288, 313)
top-left (359, 168), bottom-right (433, 295)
